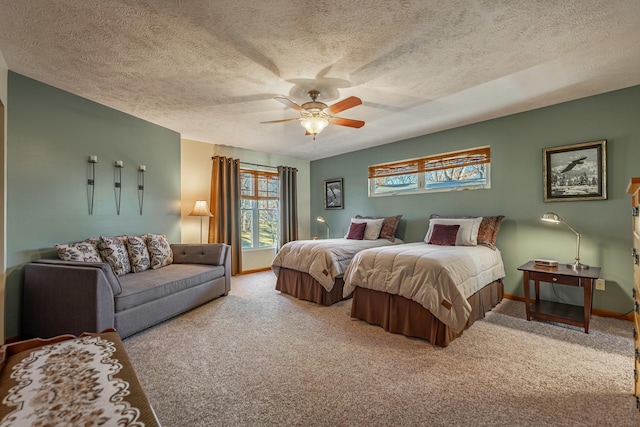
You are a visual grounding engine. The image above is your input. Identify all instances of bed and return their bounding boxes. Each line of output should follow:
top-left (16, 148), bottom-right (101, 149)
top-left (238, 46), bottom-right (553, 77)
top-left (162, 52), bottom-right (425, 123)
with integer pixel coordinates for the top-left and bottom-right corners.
top-left (343, 215), bottom-right (506, 347)
top-left (273, 237), bottom-right (405, 305)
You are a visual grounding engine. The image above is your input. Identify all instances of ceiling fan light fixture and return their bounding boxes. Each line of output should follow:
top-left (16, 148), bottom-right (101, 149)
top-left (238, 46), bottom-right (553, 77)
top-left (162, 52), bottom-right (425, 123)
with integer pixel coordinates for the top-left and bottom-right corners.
top-left (300, 115), bottom-right (329, 137)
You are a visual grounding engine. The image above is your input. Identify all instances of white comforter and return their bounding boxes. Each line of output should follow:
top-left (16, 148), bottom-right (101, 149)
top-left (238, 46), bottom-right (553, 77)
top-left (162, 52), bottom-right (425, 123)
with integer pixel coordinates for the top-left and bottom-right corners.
top-left (271, 238), bottom-right (404, 291)
top-left (343, 242), bottom-right (505, 333)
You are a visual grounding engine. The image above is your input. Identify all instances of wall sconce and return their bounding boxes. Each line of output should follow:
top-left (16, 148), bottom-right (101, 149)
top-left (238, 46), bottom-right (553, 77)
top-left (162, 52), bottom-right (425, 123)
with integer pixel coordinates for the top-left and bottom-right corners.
top-left (87, 155), bottom-right (98, 215)
top-left (138, 165), bottom-right (146, 215)
top-left (189, 200), bottom-right (214, 243)
top-left (317, 216), bottom-right (330, 239)
top-left (114, 160), bottom-right (124, 215)
top-left (541, 212), bottom-right (588, 269)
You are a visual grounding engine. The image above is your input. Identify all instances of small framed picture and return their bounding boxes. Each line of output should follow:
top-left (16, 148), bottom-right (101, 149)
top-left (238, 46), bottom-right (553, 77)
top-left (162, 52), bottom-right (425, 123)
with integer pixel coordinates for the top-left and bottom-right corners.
top-left (543, 140), bottom-right (607, 202)
top-left (324, 178), bottom-right (344, 209)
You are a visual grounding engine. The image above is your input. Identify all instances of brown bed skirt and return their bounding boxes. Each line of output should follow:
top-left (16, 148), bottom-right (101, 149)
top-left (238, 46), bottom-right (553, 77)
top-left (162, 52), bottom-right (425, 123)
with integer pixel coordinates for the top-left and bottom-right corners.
top-left (275, 267), bottom-right (350, 306)
top-left (350, 279), bottom-right (504, 347)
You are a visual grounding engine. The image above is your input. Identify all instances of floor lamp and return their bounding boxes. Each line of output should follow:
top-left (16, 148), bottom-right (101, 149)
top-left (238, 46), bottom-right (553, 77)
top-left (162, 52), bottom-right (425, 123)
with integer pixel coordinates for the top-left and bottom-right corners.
top-left (189, 200), bottom-right (214, 244)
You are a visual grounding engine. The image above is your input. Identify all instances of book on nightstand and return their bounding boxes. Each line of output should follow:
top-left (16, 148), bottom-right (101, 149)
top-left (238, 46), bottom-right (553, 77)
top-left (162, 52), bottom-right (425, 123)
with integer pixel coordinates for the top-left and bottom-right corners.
top-left (534, 259), bottom-right (558, 268)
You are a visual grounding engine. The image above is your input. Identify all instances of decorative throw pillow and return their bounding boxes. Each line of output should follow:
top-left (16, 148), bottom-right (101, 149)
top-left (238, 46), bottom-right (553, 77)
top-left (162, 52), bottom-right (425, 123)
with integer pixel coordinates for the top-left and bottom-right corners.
top-left (99, 236), bottom-right (132, 275)
top-left (55, 239), bottom-right (101, 262)
top-left (346, 222), bottom-right (367, 240)
top-left (424, 217), bottom-right (482, 246)
top-left (345, 218), bottom-right (385, 240)
top-left (476, 215), bottom-right (505, 250)
top-left (147, 233), bottom-right (173, 269)
top-left (355, 215), bottom-right (403, 241)
top-left (126, 235), bottom-right (151, 273)
top-left (428, 224), bottom-right (460, 246)
top-left (430, 214), bottom-right (505, 250)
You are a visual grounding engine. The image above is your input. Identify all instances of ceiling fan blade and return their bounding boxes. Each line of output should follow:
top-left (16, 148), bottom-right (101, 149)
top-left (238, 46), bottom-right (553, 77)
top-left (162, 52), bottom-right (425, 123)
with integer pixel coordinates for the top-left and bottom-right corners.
top-left (260, 118), bottom-right (300, 124)
top-left (329, 117), bottom-right (365, 128)
top-left (274, 96), bottom-right (307, 112)
top-left (325, 96), bottom-right (362, 115)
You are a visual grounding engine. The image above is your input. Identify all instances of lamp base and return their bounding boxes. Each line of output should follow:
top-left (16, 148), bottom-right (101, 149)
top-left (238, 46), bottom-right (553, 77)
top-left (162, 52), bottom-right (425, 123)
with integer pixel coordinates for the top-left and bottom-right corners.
top-left (567, 261), bottom-right (589, 270)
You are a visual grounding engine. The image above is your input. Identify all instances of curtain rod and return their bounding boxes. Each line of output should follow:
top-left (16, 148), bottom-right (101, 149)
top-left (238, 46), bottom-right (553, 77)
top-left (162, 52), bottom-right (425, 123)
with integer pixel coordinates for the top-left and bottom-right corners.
top-left (238, 161), bottom-right (278, 170)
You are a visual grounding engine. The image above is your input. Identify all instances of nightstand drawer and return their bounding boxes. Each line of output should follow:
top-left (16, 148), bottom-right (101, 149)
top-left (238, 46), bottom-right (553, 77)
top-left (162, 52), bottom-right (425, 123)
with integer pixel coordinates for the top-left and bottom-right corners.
top-left (529, 271), bottom-right (580, 286)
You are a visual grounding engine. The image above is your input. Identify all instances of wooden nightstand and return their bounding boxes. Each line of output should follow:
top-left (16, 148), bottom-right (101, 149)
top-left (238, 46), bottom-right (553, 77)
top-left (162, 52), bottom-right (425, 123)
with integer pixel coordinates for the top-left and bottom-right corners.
top-left (517, 261), bottom-right (601, 333)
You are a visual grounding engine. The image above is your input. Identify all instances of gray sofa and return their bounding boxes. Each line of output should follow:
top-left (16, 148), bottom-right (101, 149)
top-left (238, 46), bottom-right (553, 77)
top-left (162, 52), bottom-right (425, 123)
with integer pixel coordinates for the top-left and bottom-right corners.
top-left (22, 243), bottom-right (231, 339)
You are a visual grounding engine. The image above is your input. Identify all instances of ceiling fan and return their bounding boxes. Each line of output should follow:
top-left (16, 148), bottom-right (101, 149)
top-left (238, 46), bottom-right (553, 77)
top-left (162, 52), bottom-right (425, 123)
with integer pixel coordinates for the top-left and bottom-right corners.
top-left (261, 90), bottom-right (365, 140)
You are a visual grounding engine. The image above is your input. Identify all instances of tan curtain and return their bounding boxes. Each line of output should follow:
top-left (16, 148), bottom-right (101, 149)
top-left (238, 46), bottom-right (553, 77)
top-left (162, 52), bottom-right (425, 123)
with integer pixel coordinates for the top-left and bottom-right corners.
top-left (209, 156), bottom-right (242, 275)
top-left (278, 166), bottom-right (298, 247)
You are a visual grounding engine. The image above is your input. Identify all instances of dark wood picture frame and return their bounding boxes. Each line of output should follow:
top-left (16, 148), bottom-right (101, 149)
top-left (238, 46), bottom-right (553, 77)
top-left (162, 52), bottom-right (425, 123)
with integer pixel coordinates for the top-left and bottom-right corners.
top-left (324, 178), bottom-right (344, 209)
top-left (543, 140), bottom-right (607, 202)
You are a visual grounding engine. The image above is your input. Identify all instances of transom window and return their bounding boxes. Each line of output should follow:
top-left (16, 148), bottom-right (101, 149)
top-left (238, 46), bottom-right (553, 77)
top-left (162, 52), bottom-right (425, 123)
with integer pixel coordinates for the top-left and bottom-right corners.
top-left (240, 169), bottom-right (279, 248)
top-left (368, 146), bottom-right (491, 197)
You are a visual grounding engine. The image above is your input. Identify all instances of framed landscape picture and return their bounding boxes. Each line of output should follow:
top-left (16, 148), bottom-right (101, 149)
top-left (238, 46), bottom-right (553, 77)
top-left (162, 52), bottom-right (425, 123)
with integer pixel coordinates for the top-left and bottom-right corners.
top-left (324, 178), bottom-right (344, 209)
top-left (543, 140), bottom-right (607, 202)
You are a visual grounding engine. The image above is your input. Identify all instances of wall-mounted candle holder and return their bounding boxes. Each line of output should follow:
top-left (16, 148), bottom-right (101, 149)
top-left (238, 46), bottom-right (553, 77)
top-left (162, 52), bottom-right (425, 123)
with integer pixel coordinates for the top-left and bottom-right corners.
top-left (114, 160), bottom-right (123, 215)
top-left (87, 155), bottom-right (98, 215)
top-left (138, 165), bottom-right (146, 215)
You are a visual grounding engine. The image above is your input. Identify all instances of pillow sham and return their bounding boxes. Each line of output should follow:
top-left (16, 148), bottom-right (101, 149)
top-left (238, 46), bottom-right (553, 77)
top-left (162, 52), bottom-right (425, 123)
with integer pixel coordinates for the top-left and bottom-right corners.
top-left (55, 239), bottom-right (101, 262)
top-left (355, 214), bottom-right (402, 242)
top-left (424, 217), bottom-right (482, 246)
top-left (345, 218), bottom-right (385, 240)
top-left (147, 233), bottom-right (173, 269)
top-left (99, 236), bottom-right (132, 275)
top-left (430, 214), bottom-right (505, 250)
top-left (346, 222), bottom-right (367, 240)
top-left (126, 235), bottom-right (151, 273)
top-left (428, 224), bottom-right (460, 246)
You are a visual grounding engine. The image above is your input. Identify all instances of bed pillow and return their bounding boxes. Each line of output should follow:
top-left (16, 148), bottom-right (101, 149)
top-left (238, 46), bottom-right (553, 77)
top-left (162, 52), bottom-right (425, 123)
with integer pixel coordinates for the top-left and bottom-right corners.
top-left (355, 214), bottom-right (402, 241)
top-left (345, 218), bottom-right (385, 240)
top-left (55, 239), bottom-right (102, 262)
top-left (427, 224), bottom-right (460, 246)
top-left (98, 236), bottom-right (132, 275)
top-left (346, 222), bottom-right (367, 240)
top-left (126, 235), bottom-right (151, 273)
top-left (424, 217), bottom-right (482, 246)
top-left (147, 233), bottom-right (173, 269)
top-left (430, 214), bottom-right (505, 250)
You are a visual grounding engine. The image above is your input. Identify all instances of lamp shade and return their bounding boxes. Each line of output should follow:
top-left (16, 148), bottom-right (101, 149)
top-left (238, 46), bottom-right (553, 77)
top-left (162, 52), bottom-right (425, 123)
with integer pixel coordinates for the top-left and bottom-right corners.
top-left (301, 116), bottom-right (329, 135)
top-left (189, 200), bottom-right (213, 217)
top-left (541, 212), bottom-right (562, 223)
top-left (317, 216), bottom-right (326, 223)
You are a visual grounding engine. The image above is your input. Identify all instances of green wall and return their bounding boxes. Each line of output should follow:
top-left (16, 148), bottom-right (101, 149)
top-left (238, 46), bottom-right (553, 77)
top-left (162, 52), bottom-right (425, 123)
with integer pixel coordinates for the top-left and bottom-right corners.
top-left (311, 85), bottom-right (640, 314)
top-left (6, 72), bottom-right (181, 339)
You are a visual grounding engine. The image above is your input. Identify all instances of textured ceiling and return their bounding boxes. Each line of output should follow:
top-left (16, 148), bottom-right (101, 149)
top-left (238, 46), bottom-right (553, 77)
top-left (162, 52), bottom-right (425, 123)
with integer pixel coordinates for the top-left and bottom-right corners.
top-left (1, 1), bottom-right (639, 161)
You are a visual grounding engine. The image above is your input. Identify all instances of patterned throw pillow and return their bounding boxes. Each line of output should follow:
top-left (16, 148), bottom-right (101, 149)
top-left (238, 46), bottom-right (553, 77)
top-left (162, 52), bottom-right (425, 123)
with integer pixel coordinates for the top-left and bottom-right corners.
top-left (55, 239), bottom-right (101, 262)
top-left (99, 236), bottom-right (132, 276)
top-left (355, 215), bottom-right (402, 241)
top-left (429, 214), bottom-right (505, 250)
top-left (126, 235), bottom-right (151, 273)
top-left (346, 222), bottom-right (367, 240)
top-left (146, 233), bottom-right (173, 269)
top-left (428, 224), bottom-right (460, 246)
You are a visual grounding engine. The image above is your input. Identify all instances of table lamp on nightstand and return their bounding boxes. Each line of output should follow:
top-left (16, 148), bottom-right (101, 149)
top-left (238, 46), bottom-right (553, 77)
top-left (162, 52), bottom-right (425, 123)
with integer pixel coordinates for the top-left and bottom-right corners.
top-left (317, 216), bottom-right (330, 239)
top-left (541, 212), bottom-right (588, 270)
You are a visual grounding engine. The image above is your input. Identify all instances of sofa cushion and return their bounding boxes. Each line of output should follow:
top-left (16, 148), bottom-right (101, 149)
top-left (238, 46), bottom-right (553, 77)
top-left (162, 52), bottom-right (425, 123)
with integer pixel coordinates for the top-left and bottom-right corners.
top-left (126, 235), bottom-right (151, 273)
top-left (55, 239), bottom-right (101, 262)
top-left (147, 234), bottom-right (173, 269)
top-left (114, 264), bottom-right (225, 312)
top-left (99, 236), bottom-right (132, 275)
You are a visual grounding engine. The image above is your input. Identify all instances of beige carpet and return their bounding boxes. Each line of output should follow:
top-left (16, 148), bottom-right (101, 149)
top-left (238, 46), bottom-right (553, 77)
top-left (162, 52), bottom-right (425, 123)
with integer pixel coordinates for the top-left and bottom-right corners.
top-left (123, 271), bottom-right (636, 426)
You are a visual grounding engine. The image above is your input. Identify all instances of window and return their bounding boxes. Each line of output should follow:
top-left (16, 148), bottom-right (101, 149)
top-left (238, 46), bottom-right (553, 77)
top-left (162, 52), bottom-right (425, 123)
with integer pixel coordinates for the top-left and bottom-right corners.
top-left (241, 169), bottom-right (279, 249)
top-left (368, 146), bottom-right (490, 197)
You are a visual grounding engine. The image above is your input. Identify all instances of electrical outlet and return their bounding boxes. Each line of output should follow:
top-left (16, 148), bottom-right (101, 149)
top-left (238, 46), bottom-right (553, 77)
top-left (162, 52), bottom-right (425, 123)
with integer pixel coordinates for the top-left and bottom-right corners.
top-left (595, 279), bottom-right (606, 291)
